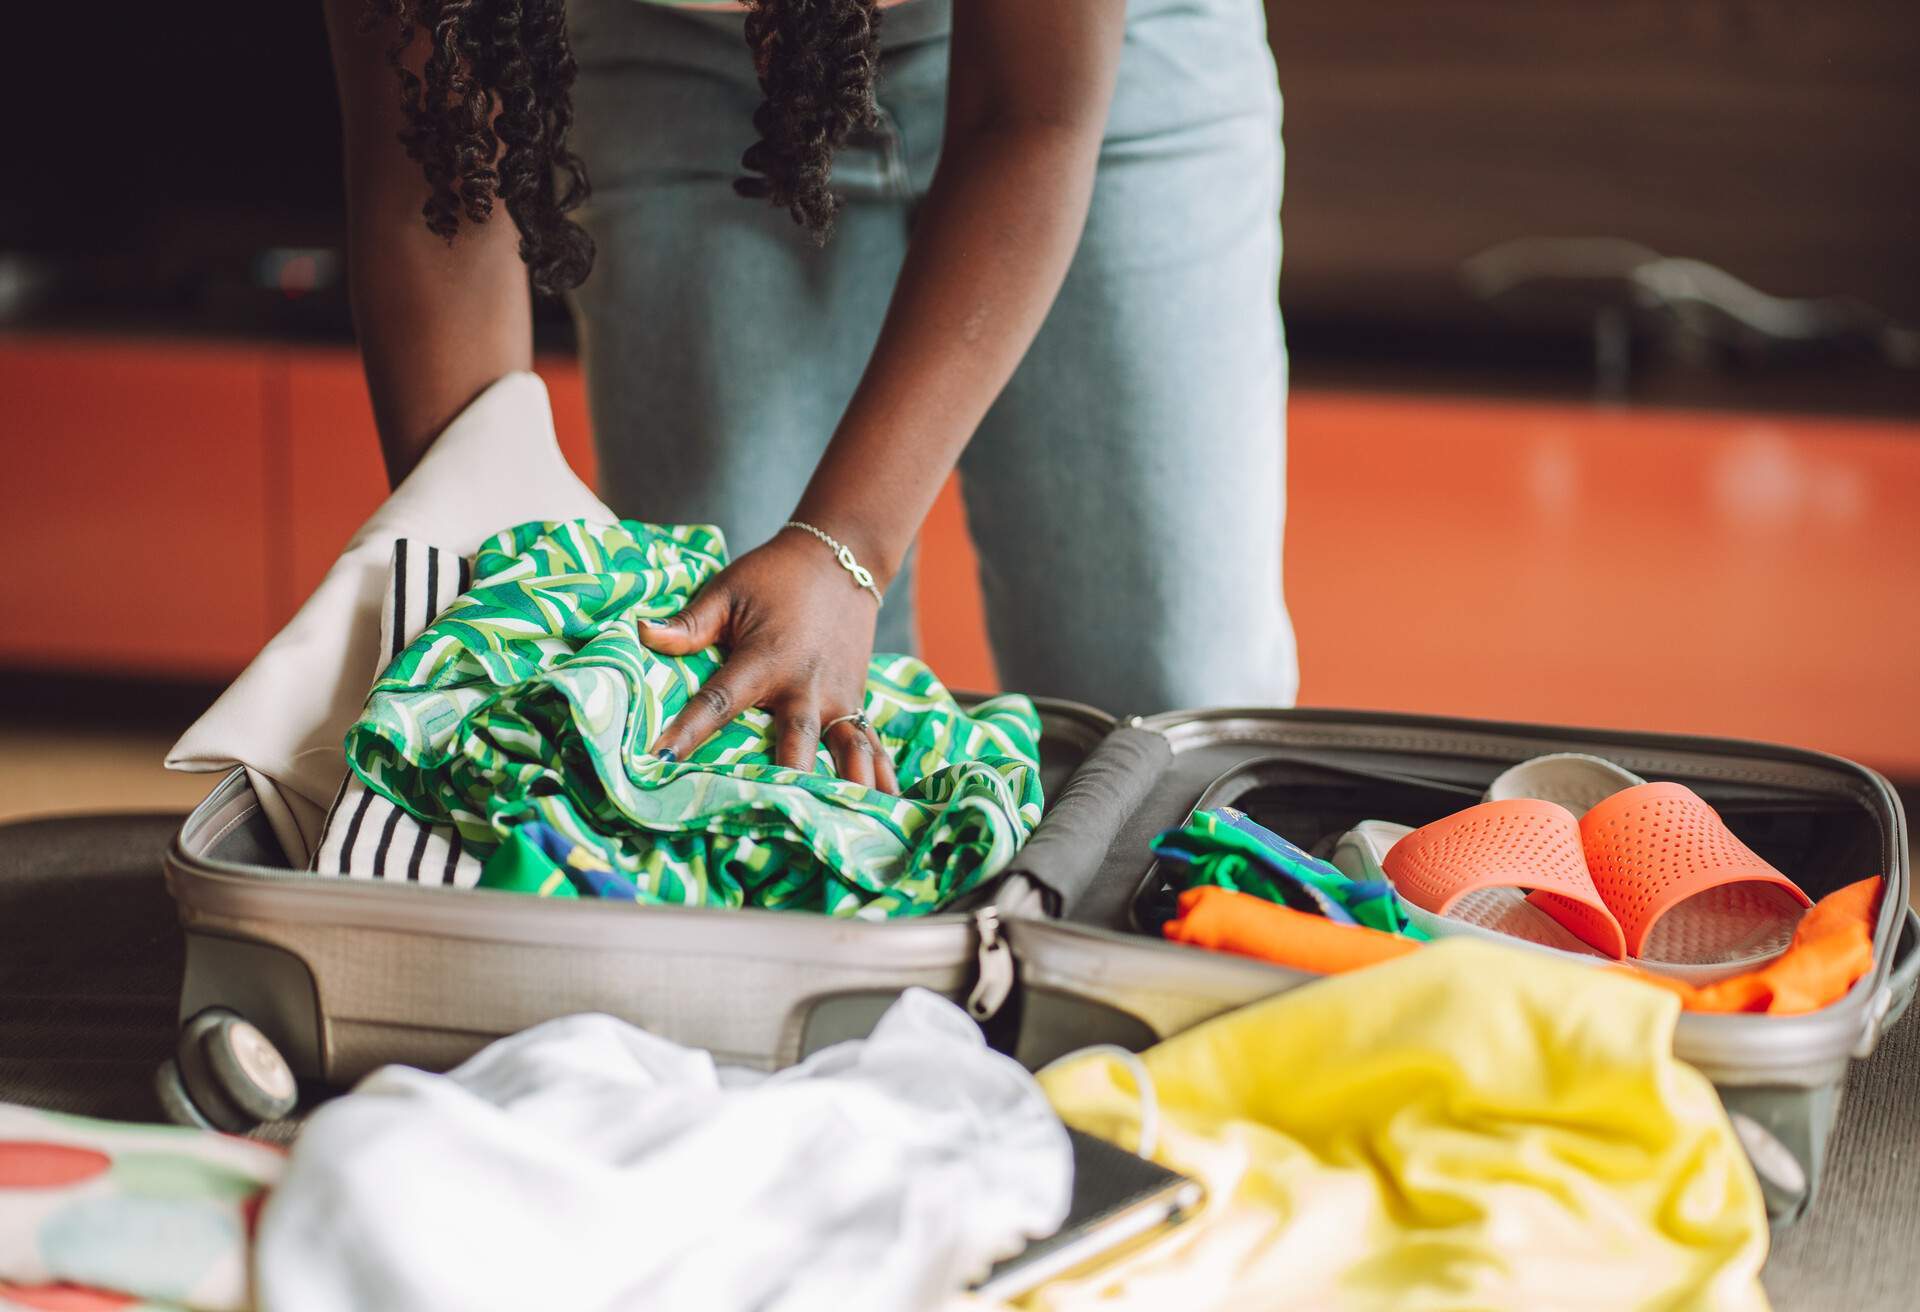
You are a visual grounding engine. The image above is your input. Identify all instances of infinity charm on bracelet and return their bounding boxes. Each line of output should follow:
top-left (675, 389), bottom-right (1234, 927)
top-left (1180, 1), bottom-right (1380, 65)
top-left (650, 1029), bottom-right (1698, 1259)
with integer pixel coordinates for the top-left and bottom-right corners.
top-left (835, 544), bottom-right (876, 590)
top-left (784, 520), bottom-right (885, 606)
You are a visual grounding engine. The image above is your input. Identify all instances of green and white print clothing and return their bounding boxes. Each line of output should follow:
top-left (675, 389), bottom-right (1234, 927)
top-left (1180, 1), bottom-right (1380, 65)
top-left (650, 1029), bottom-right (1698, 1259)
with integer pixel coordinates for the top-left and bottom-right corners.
top-left (344, 519), bottom-right (1044, 918)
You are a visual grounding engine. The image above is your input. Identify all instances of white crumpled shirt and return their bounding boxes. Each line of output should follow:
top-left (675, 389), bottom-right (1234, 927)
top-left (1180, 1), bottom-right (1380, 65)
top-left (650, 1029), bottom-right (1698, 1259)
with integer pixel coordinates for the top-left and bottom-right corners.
top-left (257, 990), bottom-right (1071, 1312)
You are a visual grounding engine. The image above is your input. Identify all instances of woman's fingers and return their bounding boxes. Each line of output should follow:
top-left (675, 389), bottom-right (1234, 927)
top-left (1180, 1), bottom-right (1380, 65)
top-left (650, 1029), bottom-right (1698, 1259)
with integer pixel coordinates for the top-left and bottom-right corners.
top-left (827, 715), bottom-right (878, 791)
top-left (652, 654), bottom-right (769, 763)
top-left (773, 700), bottom-right (824, 774)
top-left (633, 554), bottom-right (891, 788)
top-left (871, 727), bottom-right (900, 795)
top-left (636, 586), bottom-right (730, 658)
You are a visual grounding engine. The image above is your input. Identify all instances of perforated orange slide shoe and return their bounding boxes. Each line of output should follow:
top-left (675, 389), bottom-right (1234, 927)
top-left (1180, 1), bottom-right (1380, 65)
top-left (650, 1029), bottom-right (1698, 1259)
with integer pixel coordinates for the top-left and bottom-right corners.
top-left (1349, 780), bottom-right (1813, 984)
top-left (1579, 782), bottom-right (1812, 982)
top-left (1369, 800), bottom-right (1628, 959)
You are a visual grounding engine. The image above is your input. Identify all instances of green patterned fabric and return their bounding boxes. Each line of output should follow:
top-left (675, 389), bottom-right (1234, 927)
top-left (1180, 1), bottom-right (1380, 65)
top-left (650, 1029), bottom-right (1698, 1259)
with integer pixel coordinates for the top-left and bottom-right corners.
top-left (345, 519), bottom-right (1044, 919)
top-left (1154, 809), bottom-right (1429, 939)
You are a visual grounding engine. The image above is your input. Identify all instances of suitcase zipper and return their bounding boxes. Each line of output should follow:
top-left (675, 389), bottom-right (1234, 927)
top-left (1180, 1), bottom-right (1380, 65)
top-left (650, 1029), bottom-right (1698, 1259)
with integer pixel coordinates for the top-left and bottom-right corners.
top-left (966, 907), bottom-right (1016, 1022)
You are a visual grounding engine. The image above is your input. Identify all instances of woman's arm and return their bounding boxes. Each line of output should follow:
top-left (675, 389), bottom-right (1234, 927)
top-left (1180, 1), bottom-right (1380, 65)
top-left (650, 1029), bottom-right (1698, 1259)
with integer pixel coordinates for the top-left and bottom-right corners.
top-left (796, 0), bottom-right (1128, 581)
top-left (323, 0), bottom-right (534, 487)
top-left (643, 0), bottom-right (1127, 780)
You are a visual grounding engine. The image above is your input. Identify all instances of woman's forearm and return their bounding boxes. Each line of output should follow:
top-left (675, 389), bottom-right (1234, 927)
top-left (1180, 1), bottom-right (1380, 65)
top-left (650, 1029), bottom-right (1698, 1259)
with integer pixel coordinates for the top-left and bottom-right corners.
top-left (792, 0), bottom-right (1125, 585)
top-left (792, 121), bottom-right (1106, 587)
top-left (323, 0), bottom-right (534, 488)
top-left (346, 203), bottom-right (533, 488)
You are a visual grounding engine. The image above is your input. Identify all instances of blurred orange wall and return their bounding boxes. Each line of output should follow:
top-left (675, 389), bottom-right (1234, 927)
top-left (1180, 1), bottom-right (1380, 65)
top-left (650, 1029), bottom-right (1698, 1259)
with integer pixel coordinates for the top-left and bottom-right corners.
top-left (3, 337), bottom-right (1916, 774)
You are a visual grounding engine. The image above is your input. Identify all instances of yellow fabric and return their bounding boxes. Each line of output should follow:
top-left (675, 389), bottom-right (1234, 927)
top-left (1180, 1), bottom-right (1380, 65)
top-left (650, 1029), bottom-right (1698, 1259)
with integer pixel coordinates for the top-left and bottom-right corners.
top-left (1029, 940), bottom-right (1769, 1312)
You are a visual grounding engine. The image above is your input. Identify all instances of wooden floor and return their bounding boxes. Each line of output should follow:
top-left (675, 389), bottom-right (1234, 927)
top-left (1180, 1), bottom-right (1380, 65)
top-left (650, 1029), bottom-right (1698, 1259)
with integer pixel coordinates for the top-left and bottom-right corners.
top-left (0, 724), bottom-right (208, 825)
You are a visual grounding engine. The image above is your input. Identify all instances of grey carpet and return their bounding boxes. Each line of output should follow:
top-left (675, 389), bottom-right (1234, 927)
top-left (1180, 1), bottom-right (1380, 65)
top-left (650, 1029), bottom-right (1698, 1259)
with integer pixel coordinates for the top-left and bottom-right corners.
top-left (0, 812), bottom-right (184, 1122)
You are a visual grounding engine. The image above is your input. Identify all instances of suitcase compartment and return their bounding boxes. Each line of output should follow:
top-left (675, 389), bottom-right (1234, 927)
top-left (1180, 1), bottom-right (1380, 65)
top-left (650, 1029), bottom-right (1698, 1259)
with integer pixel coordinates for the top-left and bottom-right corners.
top-left (996, 707), bottom-right (1918, 1227)
top-left (164, 698), bottom-right (1113, 1083)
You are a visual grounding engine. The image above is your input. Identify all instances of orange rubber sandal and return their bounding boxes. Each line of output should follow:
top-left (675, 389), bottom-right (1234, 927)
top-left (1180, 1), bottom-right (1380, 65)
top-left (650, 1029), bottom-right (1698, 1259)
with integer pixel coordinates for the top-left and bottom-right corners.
top-left (1344, 780), bottom-right (1814, 983)
top-left (1368, 801), bottom-right (1628, 959)
top-left (1580, 782), bottom-right (1812, 982)
top-left (1332, 816), bottom-right (1601, 959)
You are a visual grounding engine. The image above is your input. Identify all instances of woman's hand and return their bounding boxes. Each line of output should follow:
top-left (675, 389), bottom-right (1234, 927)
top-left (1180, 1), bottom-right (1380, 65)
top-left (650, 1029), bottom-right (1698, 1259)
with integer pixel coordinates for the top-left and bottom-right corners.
top-left (637, 528), bottom-right (900, 792)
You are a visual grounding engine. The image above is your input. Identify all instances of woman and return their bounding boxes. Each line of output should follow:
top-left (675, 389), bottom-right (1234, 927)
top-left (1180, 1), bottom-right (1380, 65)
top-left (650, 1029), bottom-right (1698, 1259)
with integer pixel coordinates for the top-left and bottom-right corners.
top-left (324, 0), bottom-right (1295, 788)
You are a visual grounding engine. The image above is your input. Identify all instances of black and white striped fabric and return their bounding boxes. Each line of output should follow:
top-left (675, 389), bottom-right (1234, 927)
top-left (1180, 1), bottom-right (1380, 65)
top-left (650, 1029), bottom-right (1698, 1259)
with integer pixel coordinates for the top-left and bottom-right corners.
top-left (311, 541), bottom-right (484, 887)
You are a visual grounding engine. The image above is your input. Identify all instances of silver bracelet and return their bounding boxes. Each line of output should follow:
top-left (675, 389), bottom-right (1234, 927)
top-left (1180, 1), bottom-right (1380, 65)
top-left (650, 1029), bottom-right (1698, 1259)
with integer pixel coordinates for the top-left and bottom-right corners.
top-left (783, 521), bottom-right (884, 606)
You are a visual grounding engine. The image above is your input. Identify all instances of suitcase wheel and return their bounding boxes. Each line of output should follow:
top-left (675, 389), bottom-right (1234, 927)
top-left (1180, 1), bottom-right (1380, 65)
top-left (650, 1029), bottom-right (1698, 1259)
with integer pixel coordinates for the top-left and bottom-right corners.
top-left (156, 1008), bottom-right (299, 1131)
top-left (153, 1057), bottom-right (216, 1131)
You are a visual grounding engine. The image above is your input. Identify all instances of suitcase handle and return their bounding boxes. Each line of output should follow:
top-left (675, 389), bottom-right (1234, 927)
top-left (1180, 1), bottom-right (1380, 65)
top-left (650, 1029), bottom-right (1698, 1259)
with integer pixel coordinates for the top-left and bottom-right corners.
top-left (1863, 905), bottom-right (1920, 1056)
top-left (1001, 725), bottom-right (1174, 919)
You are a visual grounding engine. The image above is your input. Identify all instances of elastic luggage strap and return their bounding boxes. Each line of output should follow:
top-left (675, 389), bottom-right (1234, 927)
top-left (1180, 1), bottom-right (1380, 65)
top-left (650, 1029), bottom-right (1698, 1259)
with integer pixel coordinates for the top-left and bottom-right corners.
top-left (1039, 1044), bottom-right (1162, 1159)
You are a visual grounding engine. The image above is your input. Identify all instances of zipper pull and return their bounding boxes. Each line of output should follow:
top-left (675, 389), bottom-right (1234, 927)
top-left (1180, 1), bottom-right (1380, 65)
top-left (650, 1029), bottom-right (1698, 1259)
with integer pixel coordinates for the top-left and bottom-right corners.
top-left (966, 906), bottom-right (1016, 1022)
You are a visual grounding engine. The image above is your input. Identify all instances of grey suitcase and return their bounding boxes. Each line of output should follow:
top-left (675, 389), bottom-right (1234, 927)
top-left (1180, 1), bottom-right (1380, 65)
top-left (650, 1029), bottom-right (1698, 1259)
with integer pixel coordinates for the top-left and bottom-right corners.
top-left (165, 703), bottom-right (1915, 1228)
top-left (163, 697), bottom-right (1114, 1084)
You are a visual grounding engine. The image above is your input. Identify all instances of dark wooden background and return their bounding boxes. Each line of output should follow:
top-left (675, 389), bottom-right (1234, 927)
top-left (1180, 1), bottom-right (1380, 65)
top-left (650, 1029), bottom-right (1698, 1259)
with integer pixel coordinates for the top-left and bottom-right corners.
top-left (4, 1), bottom-right (1916, 408)
top-left (1266, 0), bottom-right (1920, 331)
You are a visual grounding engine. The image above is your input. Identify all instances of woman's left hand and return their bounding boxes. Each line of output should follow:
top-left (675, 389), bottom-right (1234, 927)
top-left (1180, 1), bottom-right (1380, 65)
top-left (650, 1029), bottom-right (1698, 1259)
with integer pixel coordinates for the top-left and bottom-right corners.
top-left (636, 528), bottom-right (901, 793)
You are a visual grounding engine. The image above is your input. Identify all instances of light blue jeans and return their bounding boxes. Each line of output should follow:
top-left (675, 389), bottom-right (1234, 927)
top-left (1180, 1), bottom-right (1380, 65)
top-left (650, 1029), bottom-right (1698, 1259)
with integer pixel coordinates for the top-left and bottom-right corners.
top-left (566, 0), bottom-right (1296, 716)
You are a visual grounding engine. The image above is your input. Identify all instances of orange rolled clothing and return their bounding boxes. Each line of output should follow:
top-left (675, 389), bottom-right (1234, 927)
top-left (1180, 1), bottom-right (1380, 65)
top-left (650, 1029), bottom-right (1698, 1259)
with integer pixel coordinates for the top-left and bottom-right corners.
top-left (1164, 886), bottom-right (1422, 976)
top-left (1164, 877), bottom-right (1883, 1016)
top-left (1671, 876), bottom-right (1881, 1014)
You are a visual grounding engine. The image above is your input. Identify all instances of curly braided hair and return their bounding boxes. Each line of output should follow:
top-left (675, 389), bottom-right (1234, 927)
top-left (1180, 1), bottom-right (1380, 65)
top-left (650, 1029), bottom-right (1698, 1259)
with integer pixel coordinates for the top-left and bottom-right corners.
top-left (362, 0), bottom-right (883, 295)
top-left (734, 0), bottom-right (884, 235)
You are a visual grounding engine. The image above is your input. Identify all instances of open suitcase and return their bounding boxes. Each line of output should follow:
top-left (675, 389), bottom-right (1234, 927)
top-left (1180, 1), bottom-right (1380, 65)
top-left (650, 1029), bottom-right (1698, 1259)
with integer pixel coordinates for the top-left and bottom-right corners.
top-left (165, 704), bottom-right (1916, 1228)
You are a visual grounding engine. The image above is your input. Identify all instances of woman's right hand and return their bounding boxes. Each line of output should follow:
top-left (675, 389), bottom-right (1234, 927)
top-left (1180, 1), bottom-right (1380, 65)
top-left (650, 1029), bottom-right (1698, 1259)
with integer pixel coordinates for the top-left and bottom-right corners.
top-left (638, 527), bottom-right (901, 794)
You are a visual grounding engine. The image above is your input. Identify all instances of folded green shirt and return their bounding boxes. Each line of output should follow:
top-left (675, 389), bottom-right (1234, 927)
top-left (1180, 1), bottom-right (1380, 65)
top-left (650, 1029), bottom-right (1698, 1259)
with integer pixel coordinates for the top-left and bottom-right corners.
top-left (1154, 808), bottom-right (1429, 939)
top-left (345, 519), bottom-right (1043, 919)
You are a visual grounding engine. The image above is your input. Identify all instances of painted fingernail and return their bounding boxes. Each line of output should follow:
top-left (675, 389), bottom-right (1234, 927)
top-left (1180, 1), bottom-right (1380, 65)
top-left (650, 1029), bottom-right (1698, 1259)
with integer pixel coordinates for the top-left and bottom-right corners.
top-left (657, 747), bottom-right (677, 764)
